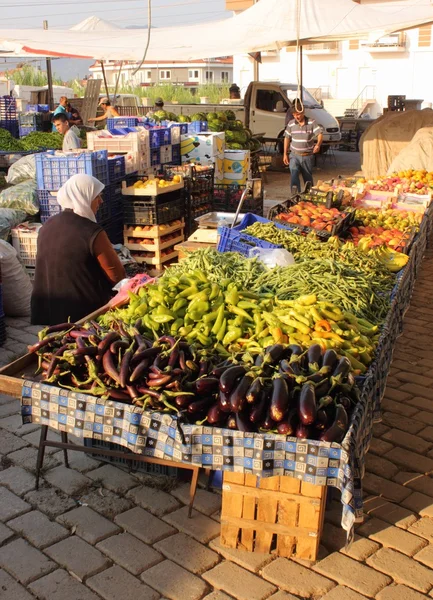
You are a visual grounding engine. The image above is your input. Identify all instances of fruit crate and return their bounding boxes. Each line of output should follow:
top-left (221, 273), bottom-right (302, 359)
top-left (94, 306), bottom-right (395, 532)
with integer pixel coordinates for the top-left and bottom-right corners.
top-left (296, 183), bottom-right (346, 209)
top-left (86, 131), bottom-right (148, 174)
top-left (107, 155), bottom-right (126, 182)
top-left (37, 190), bottom-right (62, 223)
top-left (213, 182), bottom-right (264, 215)
top-left (35, 150), bottom-right (109, 190)
top-left (123, 197), bottom-right (184, 226)
top-left (130, 243), bottom-right (179, 266)
top-left (107, 117), bottom-right (145, 129)
top-left (221, 472), bottom-right (326, 560)
top-left (19, 126), bottom-right (36, 138)
top-left (124, 219), bottom-right (184, 239)
top-left (188, 121), bottom-right (208, 133)
top-left (26, 104), bottom-right (49, 113)
top-left (0, 96), bottom-right (17, 120)
top-left (0, 119), bottom-right (19, 138)
top-left (124, 226), bottom-right (184, 252)
top-left (11, 224), bottom-right (42, 268)
top-left (19, 112), bottom-right (43, 128)
top-left (217, 225), bottom-right (281, 257)
top-left (121, 178), bottom-right (184, 197)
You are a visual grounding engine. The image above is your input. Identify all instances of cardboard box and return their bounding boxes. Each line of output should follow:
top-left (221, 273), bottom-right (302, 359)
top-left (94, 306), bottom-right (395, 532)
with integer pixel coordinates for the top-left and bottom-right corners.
top-left (181, 132), bottom-right (225, 162)
top-left (222, 149), bottom-right (250, 185)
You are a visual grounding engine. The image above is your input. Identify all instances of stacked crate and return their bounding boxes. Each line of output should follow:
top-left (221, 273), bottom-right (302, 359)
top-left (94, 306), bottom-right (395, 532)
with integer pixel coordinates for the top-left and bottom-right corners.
top-left (87, 130), bottom-right (149, 174)
top-left (11, 223), bottom-right (41, 282)
top-left (213, 179), bottom-right (264, 216)
top-left (121, 178), bottom-right (185, 276)
top-left (0, 96), bottom-right (19, 138)
top-left (18, 112), bottom-right (43, 138)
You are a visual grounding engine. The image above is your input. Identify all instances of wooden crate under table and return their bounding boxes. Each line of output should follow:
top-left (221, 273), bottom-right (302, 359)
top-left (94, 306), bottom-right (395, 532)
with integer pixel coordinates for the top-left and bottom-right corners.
top-left (220, 472), bottom-right (326, 561)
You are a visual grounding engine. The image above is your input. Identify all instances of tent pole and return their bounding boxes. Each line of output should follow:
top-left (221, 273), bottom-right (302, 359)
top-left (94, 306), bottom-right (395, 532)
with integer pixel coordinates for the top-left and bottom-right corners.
top-left (100, 61), bottom-right (110, 101)
top-left (113, 61), bottom-right (123, 103)
top-left (299, 45), bottom-right (303, 101)
top-left (43, 20), bottom-right (54, 110)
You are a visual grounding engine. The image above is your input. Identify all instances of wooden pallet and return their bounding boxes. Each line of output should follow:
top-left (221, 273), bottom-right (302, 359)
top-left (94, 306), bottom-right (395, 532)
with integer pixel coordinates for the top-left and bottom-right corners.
top-left (220, 472), bottom-right (326, 561)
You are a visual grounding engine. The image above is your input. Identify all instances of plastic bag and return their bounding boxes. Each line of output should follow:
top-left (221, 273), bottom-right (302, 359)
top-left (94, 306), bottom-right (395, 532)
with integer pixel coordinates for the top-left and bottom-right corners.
top-left (109, 273), bottom-right (156, 308)
top-left (0, 239), bottom-right (32, 316)
top-left (6, 154), bottom-right (36, 185)
top-left (249, 247), bottom-right (295, 268)
top-left (0, 208), bottom-right (27, 240)
top-left (0, 181), bottom-right (39, 215)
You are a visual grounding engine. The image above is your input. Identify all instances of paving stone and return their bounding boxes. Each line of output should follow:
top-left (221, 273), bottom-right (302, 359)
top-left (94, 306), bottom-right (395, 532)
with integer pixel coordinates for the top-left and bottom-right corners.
top-left (357, 517), bottom-right (427, 556)
top-left (163, 506), bottom-right (220, 544)
top-left (403, 492), bottom-right (433, 518)
top-left (386, 447), bottom-right (433, 475)
top-left (65, 450), bottom-right (101, 473)
top-left (0, 398), bottom-right (20, 418)
top-left (381, 412), bottom-right (425, 434)
top-left (365, 453), bottom-right (399, 479)
top-left (395, 371), bottom-right (433, 387)
top-left (204, 561), bottom-right (277, 600)
top-left (363, 472), bottom-right (412, 503)
top-left (261, 557), bottom-right (334, 597)
top-left (97, 532), bottom-right (163, 576)
top-left (364, 497), bottom-right (418, 529)
top-left (414, 544), bottom-right (433, 569)
top-left (397, 474), bottom-right (433, 499)
top-left (24, 485), bottom-right (77, 518)
top-left (57, 506), bottom-right (120, 544)
top-left (409, 517), bottom-right (433, 542)
top-left (203, 593), bottom-right (234, 600)
top-left (79, 487), bottom-right (133, 519)
top-left (0, 414), bottom-right (40, 436)
top-left (0, 393), bottom-right (16, 405)
top-left (154, 532), bottom-right (219, 575)
top-left (384, 387), bottom-right (413, 402)
top-left (87, 464), bottom-right (139, 494)
top-left (171, 483), bottom-right (222, 516)
top-left (378, 584), bottom-right (432, 600)
top-left (322, 523), bottom-right (379, 561)
top-left (143, 559), bottom-right (209, 600)
top-left (24, 325), bottom-right (43, 336)
top-left (400, 383), bottom-right (433, 401)
top-left (382, 429), bottom-right (432, 454)
top-left (373, 422), bottom-right (391, 437)
top-left (88, 564), bottom-right (159, 600)
top-left (8, 446), bottom-right (61, 472)
top-left (22, 428), bottom-right (62, 455)
top-left (0, 568), bottom-right (34, 600)
top-left (29, 568), bottom-right (100, 600)
top-left (0, 429), bottom-right (29, 454)
top-left (45, 535), bottom-right (111, 581)
top-left (127, 484), bottom-right (180, 517)
top-left (0, 522), bottom-right (14, 545)
top-left (417, 412), bottom-right (433, 427)
top-left (209, 537), bottom-right (273, 573)
top-left (267, 593), bottom-right (299, 600)
top-left (319, 586), bottom-right (369, 600)
top-left (0, 486), bottom-right (30, 521)
top-left (409, 397), bottom-right (433, 413)
top-left (314, 552), bottom-right (391, 596)
top-left (115, 506), bottom-right (175, 544)
top-left (0, 538), bottom-right (56, 585)
top-left (419, 427), bottom-right (433, 443)
top-left (368, 438), bottom-right (394, 456)
top-left (7, 510), bottom-right (69, 549)
top-left (0, 465), bottom-right (36, 495)
top-left (44, 465), bottom-right (91, 495)
top-left (367, 547), bottom-right (433, 593)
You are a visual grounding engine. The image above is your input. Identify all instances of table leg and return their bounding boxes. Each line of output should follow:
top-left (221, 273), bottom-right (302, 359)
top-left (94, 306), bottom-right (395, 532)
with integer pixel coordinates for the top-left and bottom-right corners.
top-left (188, 467), bottom-right (199, 518)
top-left (60, 431), bottom-right (69, 468)
top-left (35, 425), bottom-right (48, 490)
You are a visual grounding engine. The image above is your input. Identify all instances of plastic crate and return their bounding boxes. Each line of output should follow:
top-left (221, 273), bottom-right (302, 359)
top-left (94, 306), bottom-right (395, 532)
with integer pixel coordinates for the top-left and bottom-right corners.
top-left (217, 226), bottom-right (281, 256)
top-left (27, 104), bottom-right (49, 113)
top-left (37, 190), bottom-right (62, 222)
top-left (0, 119), bottom-right (19, 138)
top-left (107, 155), bottom-right (126, 183)
top-left (147, 127), bottom-right (171, 149)
top-left (150, 147), bottom-right (160, 167)
top-left (188, 121), bottom-right (208, 133)
top-left (0, 96), bottom-right (17, 120)
top-left (107, 117), bottom-right (144, 129)
top-left (97, 182), bottom-right (123, 223)
top-left (19, 125), bottom-right (36, 138)
top-left (35, 150), bottom-right (109, 190)
top-left (123, 197), bottom-right (184, 225)
top-left (103, 219), bottom-right (124, 244)
top-left (19, 112), bottom-right (43, 128)
top-left (11, 225), bottom-right (41, 268)
top-left (170, 144), bottom-right (181, 166)
top-left (213, 183), bottom-right (264, 214)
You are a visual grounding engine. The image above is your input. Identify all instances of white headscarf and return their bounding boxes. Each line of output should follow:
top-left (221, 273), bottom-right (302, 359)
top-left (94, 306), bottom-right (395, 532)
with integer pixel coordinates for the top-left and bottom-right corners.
top-left (57, 174), bottom-right (105, 223)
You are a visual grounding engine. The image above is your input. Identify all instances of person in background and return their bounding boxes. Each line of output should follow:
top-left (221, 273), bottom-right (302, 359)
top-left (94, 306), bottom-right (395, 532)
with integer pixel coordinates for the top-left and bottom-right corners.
top-left (52, 113), bottom-right (81, 152)
top-left (283, 98), bottom-right (323, 192)
top-left (52, 96), bottom-right (69, 131)
top-left (31, 174), bottom-right (126, 325)
top-left (146, 97), bottom-right (164, 118)
top-left (88, 97), bottom-right (120, 125)
top-left (66, 101), bottom-right (83, 127)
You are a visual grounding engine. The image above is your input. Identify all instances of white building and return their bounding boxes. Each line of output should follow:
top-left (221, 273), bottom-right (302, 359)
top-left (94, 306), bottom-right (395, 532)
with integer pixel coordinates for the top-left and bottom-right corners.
top-left (227, 1), bottom-right (433, 116)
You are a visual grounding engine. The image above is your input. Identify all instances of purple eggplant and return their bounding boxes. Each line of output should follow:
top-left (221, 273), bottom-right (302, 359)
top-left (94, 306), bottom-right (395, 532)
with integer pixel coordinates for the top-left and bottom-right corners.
top-left (175, 395), bottom-right (195, 408)
top-left (227, 414), bottom-right (237, 429)
top-left (296, 423), bottom-right (313, 439)
top-left (129, 359), bottom-right (149, 383)
top-left (146, 374), bottom-right (172, 388)
top-left (110, 340), bottom-right (130, 353)
top-left (246, 378), bottom-right (262, 404)
top-left (270, 376), bottom-right (289, 422)
top-left (263, 344), bottom-right (286, 364)
top-left (107, 388), bottom-right (131, 401)
top-left (188, 397), bottom-right (214, 415)
top-left (322, 349), bottom-right (339, 372)
top-left (230, 375), bottom-right (254, 413)
top-left (314, 378), bottom-right (331, 400)
top-left (277, 410), bottom-right (298, 436)
top-left (260, 406), bottom-right (276, 431)
top-left (195, 377), bottom-right (219, 395)
top-left (320, 405), bottom-right (348, 443)
top-left (102, 350), bottom-right (121, 385)
top-left (299, 382), bottom-right (317, 425)
top-left (207, 404), bottom-right (224, 424)
top-left (219, 365), bottom-right (247, 394)
top-left (307, 344), bottom-right (323, 372)
top-left (130, 347), bottom-right (161, 366)
top-left (249, 389), bottom-right (268, 424)
top-left (120, 347), bottom-right (134, 388)
top-left (98, 332), bottom-right (121, 355)
top-left (315, 409), bottom-right (329, 431)
top-left (235, 411), bottom-right (254, 432)
top-left (279, 359), bottom-right (295, 376)
top-left (218, 390), bottom-right (232, 413)
top-left (332, 357), bottom-right (352, 379)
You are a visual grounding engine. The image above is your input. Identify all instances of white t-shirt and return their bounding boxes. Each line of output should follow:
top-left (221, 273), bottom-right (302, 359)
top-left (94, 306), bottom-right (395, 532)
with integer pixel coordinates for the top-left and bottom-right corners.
top-left (63, 128), bottom-right (81, 152)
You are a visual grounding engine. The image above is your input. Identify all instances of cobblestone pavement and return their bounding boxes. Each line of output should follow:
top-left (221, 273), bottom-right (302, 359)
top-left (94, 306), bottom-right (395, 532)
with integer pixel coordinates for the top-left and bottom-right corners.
top-left (2, 207), bottom-right (433, 599)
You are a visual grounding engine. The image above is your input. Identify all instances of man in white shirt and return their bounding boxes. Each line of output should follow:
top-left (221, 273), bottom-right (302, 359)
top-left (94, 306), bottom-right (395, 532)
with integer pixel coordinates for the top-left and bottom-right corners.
top-left (52, 113), bottom-right (81, 152)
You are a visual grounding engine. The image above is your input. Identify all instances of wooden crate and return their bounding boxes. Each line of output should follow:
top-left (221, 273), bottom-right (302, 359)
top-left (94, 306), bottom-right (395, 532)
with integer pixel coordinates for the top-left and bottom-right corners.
top-left (220, 472), bottom-right (327, 561)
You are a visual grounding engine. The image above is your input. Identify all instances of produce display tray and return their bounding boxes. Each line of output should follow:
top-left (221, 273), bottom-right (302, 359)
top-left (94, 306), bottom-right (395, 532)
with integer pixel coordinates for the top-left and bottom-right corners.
top-left (124, 219), bottom-right (185, 239)
top-left (123, 198), bottom-right (184, 226)
top-left (124, 231), bottom-right (184, 252)
top-left (121, 178), bottom-right (184, 196)
top-left (130, 248), bottom-right (178, 265)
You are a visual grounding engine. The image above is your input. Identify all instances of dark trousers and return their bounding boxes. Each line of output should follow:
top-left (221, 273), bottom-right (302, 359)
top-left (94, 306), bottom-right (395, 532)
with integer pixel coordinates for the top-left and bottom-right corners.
top-left (289, 153), bottom-right (314, 193)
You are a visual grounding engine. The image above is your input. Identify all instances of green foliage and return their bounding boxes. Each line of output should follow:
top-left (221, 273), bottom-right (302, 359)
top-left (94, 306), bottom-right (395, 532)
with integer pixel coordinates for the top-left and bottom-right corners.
top-left (5, 64), bottom-right (63, 86)
top-left (0, 128), bottom-right (25, 151)
top-left (117, 83), bottom-right (231, 105)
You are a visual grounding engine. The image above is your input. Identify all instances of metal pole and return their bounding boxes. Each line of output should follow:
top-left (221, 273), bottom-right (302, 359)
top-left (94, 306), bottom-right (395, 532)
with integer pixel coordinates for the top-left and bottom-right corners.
top-left (299, 45), bottom-right (303, 102)
top-left (43, 21), bottom-right (54, 110)
top-left (100, 60), bottom-right (110, 101)
top-left (113, 61), bottom-right (123, 104)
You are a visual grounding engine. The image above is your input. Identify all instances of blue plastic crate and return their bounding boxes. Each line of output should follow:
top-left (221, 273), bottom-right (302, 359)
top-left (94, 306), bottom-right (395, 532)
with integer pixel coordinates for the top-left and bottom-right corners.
top-left (37, 190), bottom-right (62, 222)
top-left (19, 125), bottom-right (36, 138)
top-left (0, 96), bottom-right (17, 120)
top-left (107, 117), bottom-right (144, 130)
top-left (188, 121), bottom-right (208, 133)
top-left (27, 104), bottom-right (49, 113)
top-left (150, 147), bottom-right (160, 166)
top-left (170, 144), bottom-right (181, 166)
top-left (148, 127), bottom-right (171, 148)
top-left (107, 155), bottom-right (126, 182)
top-left (19, 112), bottom-right (43, 128)
top-left (217, 225), bottom-right (281, 256)
top-left (35, 150), bottom-right (109, 190)
top-left (0, 119), bottom-right (19, 138)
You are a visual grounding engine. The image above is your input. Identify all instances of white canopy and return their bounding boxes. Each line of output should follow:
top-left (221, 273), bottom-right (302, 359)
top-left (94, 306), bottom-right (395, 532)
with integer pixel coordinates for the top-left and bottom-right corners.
top-left (0, 0), bottom-right (432, 61)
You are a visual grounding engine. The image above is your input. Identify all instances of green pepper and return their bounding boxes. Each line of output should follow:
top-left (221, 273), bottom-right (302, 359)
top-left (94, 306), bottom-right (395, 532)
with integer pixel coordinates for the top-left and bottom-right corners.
top-left (223, 327), bottom-right (242, 346)
top-left (148, 289), bottom-right (165, 304)
top-left (209, 283), bottom-right (220, 301)
top-left (203, 308), bottom-right (220, 324)
top-left (228, 305), bottom-right (253, 322)
top-left (178, 326), bottom-right (193, 337)
top-left (216, 318), bottom-right (227, 342)
top-left (211, 303), bottom-right (225, 335)
top-left (238, 300), bottom-right (258, 310)
top-left (135, 303), bottom-right (149, 317)
top-left (156, 305), bottom-right (174, 317)
top-left (172, 298), bottom-right (188, 313)
top-left (192, 269), bottom-right (208, 284)
top-left (152, 314), bottom-right (175, 323)
top-left (225, 287), bottom-right (239, 306)
top-left (196, 332), bottom-right (212, 346)
top-left (177, 285), bottom-right (198, 299)
top-left (170, 318), bottom-right (184, 334)
top-left (189, 301), bottom-right (209, 321)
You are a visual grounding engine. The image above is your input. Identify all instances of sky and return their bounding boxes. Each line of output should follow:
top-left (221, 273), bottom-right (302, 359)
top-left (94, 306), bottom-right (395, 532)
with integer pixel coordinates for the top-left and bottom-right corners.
top-left (0, 0), bottom-right (231, 80)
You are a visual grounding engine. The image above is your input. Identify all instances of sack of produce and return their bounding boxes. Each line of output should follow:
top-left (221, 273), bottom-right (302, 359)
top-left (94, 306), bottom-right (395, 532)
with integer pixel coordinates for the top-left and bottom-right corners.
top-left (6, 154), bottom-right (36, 185)
top-left (0, 208), bottom-right (27, 240)
top-left (0, 181), bottom-right (39, 215)
top-left (0, 239), bottom-right (32, 316)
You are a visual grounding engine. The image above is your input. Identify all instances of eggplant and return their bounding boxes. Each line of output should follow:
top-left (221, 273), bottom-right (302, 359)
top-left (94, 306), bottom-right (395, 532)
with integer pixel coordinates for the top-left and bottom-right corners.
top-left (45, 322), bottom-right (76, 335)
top-left (120, 348), bottom-right (134, 388)
top-left (320, 405), bottom-right (348, 443)
top-left (249, 389), bottom-right (268, 423)
top-left (136, 386), bottom-right (161, 399)
top-left (129, 359), bottom-right (149, 383)
top-left (264, 344), bottom-right (286, 364)
top-left (218, 390), bottom-right (232, 413)
top-left (210, 363), bottom-right (232, 378)
top-left (227, 414), bottom-right (237, 429)
top-left (102, 350), bottom-right (121, 385)
top-left (207, 404), bottom-right (224, 424)
top-left (158, 335), bottom-right (176, 347)
top-left (198, 360), bottom-right (210, 378)
top-left (195, 377), bottom-right (220, 395)
top-left (279, 359), bottom-right (295, 376)
top-left (167, 346), bottom-right (180, 369)
top-left (235, 411), bottom-right (254, 432)
top-left (322, 349), bottom-right (339, 372)
top-left (97, 332), bottom-right (120, 355)
top-left (146, 374), bottom-right (172, 388)
top-left (307, 344), bottom-right (323, 372)
top-left (71, 346), bottom-right (98, 357)
top-left (261, 406), bottom-right (276, 431)
top-left (299, 382), bottom-right (317, 425)
top-left (246, 378), bottom-right (262, 404)
top-left (110, 340), bottom-right (130, 353)
top-left (254, 354), bottom-right (265, 367)
top-left (219, 365), bottom-right (247, 394)
top-left (314, 378), bottom-right (331, 400)
top-left (315, 409), bottom-right (329, 431)
top-left (230, 375), bottom-right (254, 413)
top-left (178, 350), bottom-right (187, 371)
top-left (175, 395), bottom-right (195, 409)
top-left (107, 388), bottom-right (131, 401)
top-left (288, 344), bottom-right (303, 357)
top-left (126, 385), bottom-right (140, 400)
top-left (277, 409), bottom-right (298, 435)
top-left (296, 423), bottom-right (313, 439)
top-left (337, 396), bottom-right (352, 411)
top-left (332, 356), bottom-right (352, 379)
top-left (270, 376), bottom-right (289, 422)
top-left (130, 346), bottom-right (160, 366)
top-left (188, 397), bottom-right (214, 414)
top-left (318, 395), bottom-right (334, 409)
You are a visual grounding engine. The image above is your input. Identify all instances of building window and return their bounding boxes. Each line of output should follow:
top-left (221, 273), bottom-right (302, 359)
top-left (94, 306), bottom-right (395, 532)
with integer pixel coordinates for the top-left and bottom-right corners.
top-left (160, 70), bottom-right (171, 80)
top-left (419, 25), bottom-right (431, 47)
top-left (188, 70), bottom-right (199, 80)
top-left (205, 71), bottom-right (213, 82)
top-left (256, 89), bottom-right (288, 113)
top-left (221, 71), bottom-right (229, 82)
top-left (146, 70), bottom-right (152, 80)
top-left (349, 40), bottom-right (359, 50)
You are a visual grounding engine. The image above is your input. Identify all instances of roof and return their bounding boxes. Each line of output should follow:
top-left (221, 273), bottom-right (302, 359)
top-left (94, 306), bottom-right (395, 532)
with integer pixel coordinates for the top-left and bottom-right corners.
top-left (88, 57), bottom-right (233, 69)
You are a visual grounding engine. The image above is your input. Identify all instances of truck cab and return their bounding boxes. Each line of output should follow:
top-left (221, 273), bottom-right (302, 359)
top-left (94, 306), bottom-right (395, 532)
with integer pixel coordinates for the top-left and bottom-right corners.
top-left (244, 82), bottom-right (341, 145)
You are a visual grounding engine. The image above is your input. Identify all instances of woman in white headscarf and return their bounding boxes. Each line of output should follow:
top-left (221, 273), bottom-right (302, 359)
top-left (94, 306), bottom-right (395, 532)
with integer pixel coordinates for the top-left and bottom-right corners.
top-left (31, 174), bottom-right (126, 325)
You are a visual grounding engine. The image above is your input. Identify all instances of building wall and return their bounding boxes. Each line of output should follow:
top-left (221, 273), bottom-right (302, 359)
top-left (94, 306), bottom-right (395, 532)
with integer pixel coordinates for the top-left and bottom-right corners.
top-left (90, 64), bottom-right (233, 87)
top-left (233, 27), bottom-right (433, 112)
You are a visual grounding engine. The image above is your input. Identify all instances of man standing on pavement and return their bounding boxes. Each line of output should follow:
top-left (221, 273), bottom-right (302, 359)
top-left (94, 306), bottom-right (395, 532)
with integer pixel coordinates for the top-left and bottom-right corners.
top-left (283, 99), bottom-right (323, 192)
top-left (52, 113), bottom-right (81, 152)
